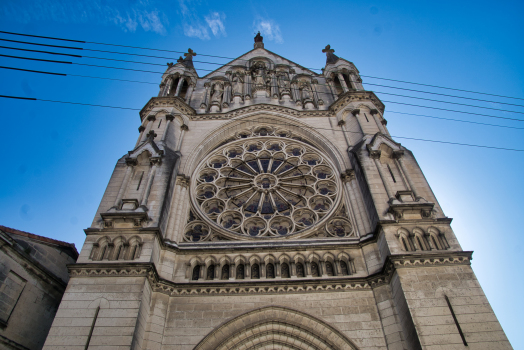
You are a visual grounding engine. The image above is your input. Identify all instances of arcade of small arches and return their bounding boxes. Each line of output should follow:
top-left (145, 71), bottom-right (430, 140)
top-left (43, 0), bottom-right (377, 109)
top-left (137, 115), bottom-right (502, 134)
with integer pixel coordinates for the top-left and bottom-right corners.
top-left (186, 252), bottom-right (356, 282)
top-left (395, 227), bottom-right (450, 252)
top-left (89, 236), bottom-right (143, 261)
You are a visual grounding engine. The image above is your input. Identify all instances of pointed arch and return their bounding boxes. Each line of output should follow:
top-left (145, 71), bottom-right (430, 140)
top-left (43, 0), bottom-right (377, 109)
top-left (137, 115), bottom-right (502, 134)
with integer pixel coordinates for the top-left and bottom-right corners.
top-left (194, 306), bottom-right (359, 350)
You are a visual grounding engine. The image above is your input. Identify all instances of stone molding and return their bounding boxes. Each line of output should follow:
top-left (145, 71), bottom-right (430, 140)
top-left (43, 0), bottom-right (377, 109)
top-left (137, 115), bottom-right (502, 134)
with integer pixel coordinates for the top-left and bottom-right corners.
top-left (68, 251), bottom-right (472, 296)
top-left (192, 104), bottom-right (333, 120)
top-left (140, 97), bottom-right (197, 119)
top-left (329, 91), bottom-right (385, 114)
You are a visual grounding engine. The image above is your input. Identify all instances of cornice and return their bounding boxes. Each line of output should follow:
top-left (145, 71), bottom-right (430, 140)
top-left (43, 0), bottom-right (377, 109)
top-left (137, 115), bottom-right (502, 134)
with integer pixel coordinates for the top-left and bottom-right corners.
top-left (329, 91), bottom-right (385, 114)
top-left (69, 251), bottom-right (472, 297)
top-left (140, 97), bottom-right (197, 120)
top-left (191, 104), bottom-right (333, 120)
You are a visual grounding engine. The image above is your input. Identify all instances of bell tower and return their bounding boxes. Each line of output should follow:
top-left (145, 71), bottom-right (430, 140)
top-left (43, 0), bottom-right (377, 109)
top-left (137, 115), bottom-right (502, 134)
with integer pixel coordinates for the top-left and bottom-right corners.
top-left (43, 36), bottom-right (512, 350)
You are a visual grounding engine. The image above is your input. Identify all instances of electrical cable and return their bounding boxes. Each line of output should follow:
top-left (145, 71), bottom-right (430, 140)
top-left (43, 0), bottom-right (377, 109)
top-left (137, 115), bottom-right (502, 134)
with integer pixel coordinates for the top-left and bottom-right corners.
top-left (1, 94), bottom-right (523, 152)
top-left (3, 43), bottom-right (524, 114)
top-left (2, 55), bottom-right (524, 123)
top-left (1, 29), bottom-right (523, 102)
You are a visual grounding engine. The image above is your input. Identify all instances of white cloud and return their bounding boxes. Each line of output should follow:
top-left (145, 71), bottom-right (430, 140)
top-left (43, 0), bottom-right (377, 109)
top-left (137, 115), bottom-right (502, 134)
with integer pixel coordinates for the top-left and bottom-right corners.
top-left (184, 24), bottom-right (210, 40)
top-left (205, 12), bottom-right (226, 37)
top-left (1, 0), bottom-right (168, 35)
top-left (253, 17), bottom-right (283, 44)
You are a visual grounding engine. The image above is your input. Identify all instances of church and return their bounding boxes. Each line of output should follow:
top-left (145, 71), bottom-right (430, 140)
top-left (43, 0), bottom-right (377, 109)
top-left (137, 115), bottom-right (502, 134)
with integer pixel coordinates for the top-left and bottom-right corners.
top-left (43, 33), bottom-right (512, 350)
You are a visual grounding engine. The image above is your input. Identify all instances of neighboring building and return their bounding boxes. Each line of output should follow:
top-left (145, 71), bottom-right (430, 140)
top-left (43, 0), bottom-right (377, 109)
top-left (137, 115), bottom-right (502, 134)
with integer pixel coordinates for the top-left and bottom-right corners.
top-left (0, 225), bottom-right (78, 350)
top-left (44, 34), bottom-right (512, 349)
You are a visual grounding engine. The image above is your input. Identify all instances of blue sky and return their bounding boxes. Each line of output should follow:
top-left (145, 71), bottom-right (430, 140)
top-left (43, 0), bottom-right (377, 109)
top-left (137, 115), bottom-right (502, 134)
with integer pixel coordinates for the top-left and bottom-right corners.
top-left (0, 0), bottom-right (523, 347)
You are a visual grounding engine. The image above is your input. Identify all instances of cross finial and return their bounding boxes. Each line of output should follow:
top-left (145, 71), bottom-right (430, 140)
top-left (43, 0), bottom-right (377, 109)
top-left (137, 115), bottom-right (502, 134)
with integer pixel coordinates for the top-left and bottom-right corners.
top-left (322, 44), bottom-right (335, 54)
top-left (322, 44), bottom-right (339, 64)
top-left (184, 48), bottom-right (197, 58)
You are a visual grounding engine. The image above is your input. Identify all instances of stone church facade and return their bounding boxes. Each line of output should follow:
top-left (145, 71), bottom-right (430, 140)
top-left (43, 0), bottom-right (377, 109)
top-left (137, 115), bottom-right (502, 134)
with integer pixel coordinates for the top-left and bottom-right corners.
top-left (43, 34), bottom-right (512, 350)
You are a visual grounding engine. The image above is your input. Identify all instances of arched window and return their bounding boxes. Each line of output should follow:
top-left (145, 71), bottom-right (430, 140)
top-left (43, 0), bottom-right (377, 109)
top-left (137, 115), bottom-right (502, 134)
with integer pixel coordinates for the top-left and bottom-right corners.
top-left (311, 262), bottom-right (320, 277)
top-left (251, 264), bottom-right (260, 279)
top-left (170, 77), bottom-right (180, 96)
top-left (343, 73), bottom-right (353, 90)
top-left (281, 263), bottom-right (290, 278)
top-left (236, 265), bottom-right (244, 279)
top-left (221, 264), bottom-right (230, 280)
top-left (179, 79), bottom-right (189, 99)
top-left (333, 76), bottom-right (344, 95)
top-left (296, 263), bottom-right (305, 277)
top-left (266, 263), bottom-right (275, 278)
top-left (192, 265), bottom-right (201, 281)
top-left (206, 264), bottom-right (215, 280)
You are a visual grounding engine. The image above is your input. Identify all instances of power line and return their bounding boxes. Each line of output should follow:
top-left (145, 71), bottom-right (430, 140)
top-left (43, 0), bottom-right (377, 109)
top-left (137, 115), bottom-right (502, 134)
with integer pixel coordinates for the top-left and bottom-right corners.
top-left (1, 29), bottom-right (523, 102)
top-left (2, 57), bottom-right (524, 124)
top-left (1, 94), bottom-right (523, 152)
top-left (4, 51), bottom-right (524, 119)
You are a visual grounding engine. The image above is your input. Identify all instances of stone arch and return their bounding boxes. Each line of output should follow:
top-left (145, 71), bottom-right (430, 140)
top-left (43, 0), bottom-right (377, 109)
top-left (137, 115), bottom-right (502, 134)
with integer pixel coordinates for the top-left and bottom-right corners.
top-left (181, 112), bottom-right (350, 176)
top-left (396, 228), bottom-right (415, 252)
top-left (194, 306), bottom-right (359, 350)
top-left (413, 227), bottom-right (430, 251)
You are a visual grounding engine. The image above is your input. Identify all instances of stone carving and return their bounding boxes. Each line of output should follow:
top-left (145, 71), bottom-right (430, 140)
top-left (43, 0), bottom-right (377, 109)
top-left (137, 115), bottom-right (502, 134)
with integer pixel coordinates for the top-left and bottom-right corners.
top-left (301, 83), bottom-right (313, 101)
top-left (311, 262), bottom-right (319, 277)
top-left (296, 263), bottom-right (305, 277)
top-left (232, 73), bottom-right (244, 96)
top-left (266, 263), bottom-right (275, 278)
top-left (211, 83), bottom-right (224, 103)
top-left (252, 62), bottom-right (270, 92)
top-left (221, 264), bottom-right (230, 279)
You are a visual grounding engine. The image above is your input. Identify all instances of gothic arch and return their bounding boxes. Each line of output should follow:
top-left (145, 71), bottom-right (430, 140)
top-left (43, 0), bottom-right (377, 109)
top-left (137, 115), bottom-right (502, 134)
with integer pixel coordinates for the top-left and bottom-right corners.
top-left (181, 112), bottom-right (350, 176)
top-left (194, 306), bottom-right (359, 350)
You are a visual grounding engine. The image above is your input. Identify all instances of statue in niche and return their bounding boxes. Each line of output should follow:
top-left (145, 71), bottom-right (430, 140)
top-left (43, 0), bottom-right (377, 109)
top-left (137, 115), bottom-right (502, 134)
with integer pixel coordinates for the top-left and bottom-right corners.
top-left (236, 265), bottom-right (244, 279)
top-left (232, 73), bottom-right (244, 96)
top-left (326, 262), bottom-right (334, 276)
top-left (311, 262), bottom-right (319, 277)
top-left (296, 263), bottom-right (305, 277)
top-left (207, 265), bottom-right (215, 280)
top-left (252, 62), bottom-right (270, 91)
top-left (301, 82), bottom-right (313, 100)
top-left (278, 72), bottom-right (291, 92)
top-left (221, 264), bottom-right (229, 279)
top-left (266, 263), bottom-right (275, 278)
top-left (211, 83), bottom-right (224, 103)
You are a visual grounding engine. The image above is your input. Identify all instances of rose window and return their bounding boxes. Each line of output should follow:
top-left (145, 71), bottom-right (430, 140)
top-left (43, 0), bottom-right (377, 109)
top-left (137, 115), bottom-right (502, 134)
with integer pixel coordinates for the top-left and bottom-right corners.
top-left (190, 137), bottom-right (342, 239)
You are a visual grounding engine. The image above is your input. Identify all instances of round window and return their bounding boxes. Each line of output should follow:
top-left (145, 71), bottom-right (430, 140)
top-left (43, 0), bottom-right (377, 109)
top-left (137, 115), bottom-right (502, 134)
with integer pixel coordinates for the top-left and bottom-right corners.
top-left (189, 137), bottom-right (341, 239)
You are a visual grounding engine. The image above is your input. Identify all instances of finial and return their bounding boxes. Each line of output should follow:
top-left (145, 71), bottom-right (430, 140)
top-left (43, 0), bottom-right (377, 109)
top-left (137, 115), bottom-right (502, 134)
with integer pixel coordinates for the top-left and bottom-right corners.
top-left (254, 31), bottom-right (264, 49)
top-left (180, 48), bottom-right (196, 69)
top-left (322, 44), bottom-right (339, 64)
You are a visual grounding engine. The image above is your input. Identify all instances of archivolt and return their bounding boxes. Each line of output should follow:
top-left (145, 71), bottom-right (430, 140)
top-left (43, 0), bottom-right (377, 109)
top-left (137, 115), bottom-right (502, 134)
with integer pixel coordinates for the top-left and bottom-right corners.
top-left (182, 112), bottom-right (349, 175)
top-left (194, 306), bottom-right (358, 350)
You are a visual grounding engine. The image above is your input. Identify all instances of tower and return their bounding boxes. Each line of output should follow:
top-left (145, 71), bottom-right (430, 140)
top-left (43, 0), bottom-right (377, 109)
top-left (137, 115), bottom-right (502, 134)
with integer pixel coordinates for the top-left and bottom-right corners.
top-left (43, 35), bottom-right (512, 350)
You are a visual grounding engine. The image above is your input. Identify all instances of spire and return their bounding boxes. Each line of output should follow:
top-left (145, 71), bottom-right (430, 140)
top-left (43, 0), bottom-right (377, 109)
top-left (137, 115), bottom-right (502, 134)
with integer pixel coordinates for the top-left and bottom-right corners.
top-left (254, 31), bottom-right (264, 49)
top-left (322, 44), bottom-right (339, 64)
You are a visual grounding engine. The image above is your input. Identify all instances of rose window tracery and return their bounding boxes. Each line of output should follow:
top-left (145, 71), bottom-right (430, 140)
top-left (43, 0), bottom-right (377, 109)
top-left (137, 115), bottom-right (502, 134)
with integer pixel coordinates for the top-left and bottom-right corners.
top-left (188, 136), bottom-right (343, 240)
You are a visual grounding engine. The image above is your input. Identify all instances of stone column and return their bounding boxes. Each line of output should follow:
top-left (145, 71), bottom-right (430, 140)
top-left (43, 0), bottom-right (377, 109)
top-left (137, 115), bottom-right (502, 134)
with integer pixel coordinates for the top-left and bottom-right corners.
top-left (112, 158), bottom-right (137, 209)
top-left (349, 176), bottom-right (372, 233)
top-left (229, 264), bottom-right (235, 281)
top-left (261, 262), bottom-right (266, 278)
top-left (245, 263), bottom-right (251, 279)
top-left (338, 120), bottom-right (352, 148)
top-left (275, 262), bottom-right (281, 278)
top-left (270, 72), bottom-right (278, 98)
top-left (185, 83), bottom-right (195, 104)
top-left (176, 124), bottom-right (188, 152)
top-left (222, 82), bottom-right (231, 108)
top-left (135, 125), bottom-right (146, 148)
top-left (320, 261), bottom-right (327, 277)
top-left (161, 114), bottom-right (174, 141)
top-left (244, 71), bottom-right (252, 100)
top-left (200, 83), bottom-right (210, 109)
top-left (305, 261), bottom-right (312, 277)
top-left (174, 77), bottom-right (185, 97)
top-left (311, 79), bottom-right (322, 106)
top-left (140, 115), bottom-right (156, 143)
top-left (158, 82), bottom-right (165, 97)
top-left (341, 171), bottom-right (362, 237)
top-left (291, 82), bottom-right (301, 104)
top-left (326, 78), bottom-right (336, 99)
top-left (337, 73), bottom-right (349, 92)
top-left (371, 150), bottom-right (395, 202)
top-left (370, 109), bottom-right (387, 134)
top-left (394, 151), bottom-right (421, 200)
top-left (139, 158), bottom-right (160, 207)
top-left (349, 72), bottom-right (359, 90)
top-left (290, 262), bottom-right (297, 278)
top-left (164, 77), bottom-right (173, 96)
